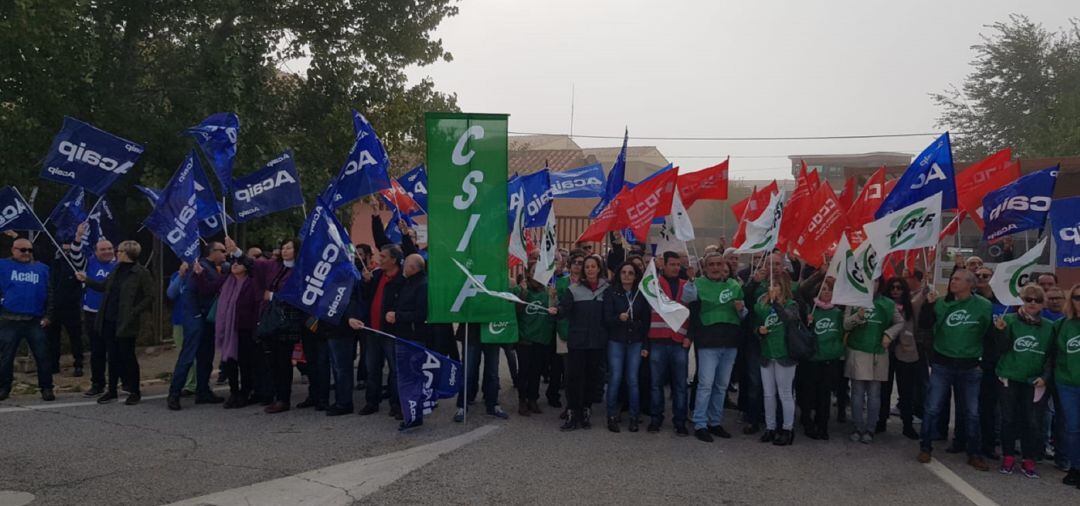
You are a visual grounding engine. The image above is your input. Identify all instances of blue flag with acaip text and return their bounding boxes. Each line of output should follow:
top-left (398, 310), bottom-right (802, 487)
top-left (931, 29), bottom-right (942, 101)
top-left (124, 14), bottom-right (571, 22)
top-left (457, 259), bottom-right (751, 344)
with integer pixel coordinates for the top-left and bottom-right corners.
top-left (232, 150), bottom-right (305, 222)
top-left (0, 187), bottom-right (43, 232)
top-left (590, 129), bottom-right (628, 218)
top-left (276, 198), bottom-right (360, 324)
top-left (507, 169), bottom-right (553, 229)
top-left (876, 132), bottom-right (956, 218)
top-left (46, 186), bottom-right (88, 243)
top-left (550, 163), bottom-right (606, 199)
top-left (186, 112), bottom-right (239, 190)
top-left (325, 110), bottom-right (391, 210)
top-left (1050, 196), bottom-right (1080, 268)
top-left (395, 338), bottom-right (462, 428)
top-left (982, 165), bottom-right (1058, 242)
top-left (143, 157), bottom-right (201, 262)
top-left (399, 165), bottom-right (428, 215)
top-left (40, 117), bottom-right (144, 195)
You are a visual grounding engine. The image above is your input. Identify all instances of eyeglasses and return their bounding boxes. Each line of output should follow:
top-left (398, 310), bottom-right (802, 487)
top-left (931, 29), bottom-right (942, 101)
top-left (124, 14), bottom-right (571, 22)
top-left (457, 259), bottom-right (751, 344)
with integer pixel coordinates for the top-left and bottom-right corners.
top-left (15, 248), bottom-right (32, 253)
top-left (1022, 297), bottom-right (1044, 304)
top-left (1072, 295), bottom-right (1080, 302)
top-left (212, 248), bottom-right (226, 253)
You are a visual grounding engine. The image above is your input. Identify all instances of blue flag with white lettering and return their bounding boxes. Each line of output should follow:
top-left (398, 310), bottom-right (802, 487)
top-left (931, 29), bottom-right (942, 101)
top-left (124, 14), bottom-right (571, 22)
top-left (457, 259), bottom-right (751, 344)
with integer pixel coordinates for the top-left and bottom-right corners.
top-left (143, 157), bottom-right (201, 262)
top-left (40, 117), bottom-right (144, 195)
top-left (590, 129), bottom-right (628, 217)
top-left (0, 187), bottom-right (44, 232)
top-left (277, 198), bottom-right (361, 324)
top-left (982, 165), bottom-right (1058, 242)
top-left (550, 163), bottom-right (606, 198)
top-left (384, 203), bottom-right (418, 245)
top-left (186, 112), bottom-right (239, 189)
top-left (875, 132), bottom-right (956, 218)
top-left (1051, 196), bottom-right (1080, 268)
top-left (87, 197), bottom-right (120, 245)
top-left (182, 150), bottom-right (222, 224)
top-left (395, 338), bottom-right (462, 428)
top-left (134, 185), bottom-right (161, 205)
top-left (507, 169), bottom-right (553, 229)
top-left (232, 150), bottom-right (305, 222)
top-left (399, 165), bottom-right (428, 215)
top-left (46, 186), bottom-right (88, 243)
top-left (136, 184), bottom-right (229, 237)
top-left (325, 111), bottom-right (391, 210)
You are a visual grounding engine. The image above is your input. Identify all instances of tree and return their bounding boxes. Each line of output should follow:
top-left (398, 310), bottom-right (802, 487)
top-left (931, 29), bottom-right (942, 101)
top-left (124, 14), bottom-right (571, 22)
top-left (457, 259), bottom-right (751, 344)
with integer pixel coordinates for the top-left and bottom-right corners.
top-left (0, 0), bottom-right (459, 248)
top-left (933, 15), bottom-right (1080, 161)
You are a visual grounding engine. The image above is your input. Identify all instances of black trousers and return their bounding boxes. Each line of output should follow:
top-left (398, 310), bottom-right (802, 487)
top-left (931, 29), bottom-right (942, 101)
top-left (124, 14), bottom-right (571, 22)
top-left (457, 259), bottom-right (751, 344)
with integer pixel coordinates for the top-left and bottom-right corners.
top-left (47, 311), bottom-right (83, 371)
top-left (103, 320), bottom-right (139, 395)
top-left (565, 348), bottom-right (604, 415)
top-left (223, 330), bottom-right (258, 396)
top-left (980, 366), bottom-right (1001, 455)
top-left (517, 341), bottom-right (547, 402)
top-left (84, 311), bottom-right (106, 388)
top-left (546, 345), bottom-right (564, 404)
top-left (998, 379), bottom-right (1045, 460)
top-left (268, 339), bottom-right (295, 404)
top-left (894, 359), bottom-right (921, 427)
top-left (798, 359), bottom-right (842, 430)
top-left (302, 335), bottom-right (329, 407)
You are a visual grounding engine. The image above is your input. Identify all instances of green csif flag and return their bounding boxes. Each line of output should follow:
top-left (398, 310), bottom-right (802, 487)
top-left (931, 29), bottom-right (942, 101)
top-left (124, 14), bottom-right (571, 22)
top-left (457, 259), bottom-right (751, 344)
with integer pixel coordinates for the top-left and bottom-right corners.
top-left (426, 112), bottom-right (515, 323)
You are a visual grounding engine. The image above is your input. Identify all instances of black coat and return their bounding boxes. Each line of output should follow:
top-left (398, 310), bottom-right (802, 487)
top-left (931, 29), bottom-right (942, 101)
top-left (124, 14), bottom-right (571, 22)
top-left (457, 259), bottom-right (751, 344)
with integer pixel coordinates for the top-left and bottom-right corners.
top-left (601, 284), bottom-right (650, 343)
top-left (395, 272), bottom-right (428, 342)
top-left (558, 279), bottom-right (609, 350)
top-left (361, 268), bottom-right (407, 337)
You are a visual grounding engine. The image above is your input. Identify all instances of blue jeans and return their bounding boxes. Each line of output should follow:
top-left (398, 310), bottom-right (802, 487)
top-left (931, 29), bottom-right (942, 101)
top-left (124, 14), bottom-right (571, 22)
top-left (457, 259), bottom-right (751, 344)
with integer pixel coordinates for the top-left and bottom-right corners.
top-left (327, 337), bottom-right (356, 409)
top-left (1057, 382), bottom-right (1080, 470)
top-left (649, 342), bottom-right (689, 426)
top-left (169, 314), bottom-right (214, 397)
top-left (606, 340), bottom-right (643, 418)
top-left (457, 341), bottom-right (501, 409)
top-left (692, 347), bottom-right (738, 430)
top-left (0, 319), bottom-right (52, 392)
top-left (921, 363), bottom-right (982, 456)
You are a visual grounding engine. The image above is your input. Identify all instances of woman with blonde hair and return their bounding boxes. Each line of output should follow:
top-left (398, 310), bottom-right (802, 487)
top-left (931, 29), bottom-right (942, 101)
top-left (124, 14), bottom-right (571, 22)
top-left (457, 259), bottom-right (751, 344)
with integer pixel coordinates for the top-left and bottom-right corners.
top-left (754, 274), bottom-right (799, 446)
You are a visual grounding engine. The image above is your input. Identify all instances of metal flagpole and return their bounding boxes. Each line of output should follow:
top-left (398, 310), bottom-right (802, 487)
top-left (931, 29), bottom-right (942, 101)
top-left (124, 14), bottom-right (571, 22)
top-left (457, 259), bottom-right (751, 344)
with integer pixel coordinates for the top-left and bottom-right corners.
top-left (221, 195), bottom-right (229, 238)
top-left (14, 187), bottom-right (78, 273)
top-left (157, 237), bottom-right (165, 344)
top-left (463, 322), bottom-right (468, 424)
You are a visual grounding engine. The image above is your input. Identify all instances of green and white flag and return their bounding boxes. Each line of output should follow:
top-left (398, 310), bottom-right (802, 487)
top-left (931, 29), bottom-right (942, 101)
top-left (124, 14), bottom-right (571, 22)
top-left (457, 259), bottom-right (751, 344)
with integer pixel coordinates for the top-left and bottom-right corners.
top-left (480, 319), bottom-right (519, 344)
top-left (734, 191), bottom-right (784, 254)
top-left (639, 260), bottom-right (690, 330)
top-left (426, 113), bottom-right (515, 323)
top-left (864, 192), bottom-right (942, 257)
top-left (533, 207), bottom-right (557, 286)
top-left (990, 237), bottom-right (1048, 306)
top-left (828, 234), bottom-right (879, 309)
top-left (452, 258), bottom-right (526, 305)
top-left (508, 198), bottom-right (528, 265)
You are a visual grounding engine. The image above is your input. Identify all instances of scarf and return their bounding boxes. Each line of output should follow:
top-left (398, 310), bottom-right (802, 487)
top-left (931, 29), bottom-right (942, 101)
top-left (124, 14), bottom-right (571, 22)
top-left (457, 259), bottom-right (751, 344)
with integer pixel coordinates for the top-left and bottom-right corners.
top-left (215, 274), bottom-right (249, 361)
top-left (814, 298), bottom-right (835, 310)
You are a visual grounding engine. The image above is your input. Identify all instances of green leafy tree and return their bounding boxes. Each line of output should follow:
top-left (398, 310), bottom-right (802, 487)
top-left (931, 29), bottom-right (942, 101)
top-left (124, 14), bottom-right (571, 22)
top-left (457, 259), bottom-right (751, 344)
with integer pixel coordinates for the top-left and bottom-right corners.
top-left (933, 14), bottom-right (1080, 161)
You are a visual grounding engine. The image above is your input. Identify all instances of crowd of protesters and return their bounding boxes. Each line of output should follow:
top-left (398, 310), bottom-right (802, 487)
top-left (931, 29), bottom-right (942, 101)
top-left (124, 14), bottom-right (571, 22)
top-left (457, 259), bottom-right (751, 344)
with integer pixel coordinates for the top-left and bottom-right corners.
top-left (1, 218), bottom-right (1080, 491)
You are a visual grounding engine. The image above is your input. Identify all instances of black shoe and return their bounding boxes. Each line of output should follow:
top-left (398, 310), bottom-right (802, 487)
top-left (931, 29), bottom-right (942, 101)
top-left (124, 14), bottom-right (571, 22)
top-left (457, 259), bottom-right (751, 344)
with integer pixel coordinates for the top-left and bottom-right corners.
top-left (167, 395), bottom-right (181, 410)
top-left (391, 405), bottom-right (404, 420)
top-left (0, 389), bottom-right (9, 401)
top-left (695, 429), bottom-right (714, 443)
top-left (295, 398), bottom-right (317, 409)
top-left (41, 388), bottom-right (55, 401)
top-left (760, 430), bottom-right (776, 443)
top-left (708, 425), bottom-right (732, 439)
top-left (1063, 469), bottom-right (1080, 486)
top-left (560, 412), bottom-right (578, 432)
top-left (836, 413), bottom-right (847, 423)
top-left (357, 404), bottom-right (379, 415)
top-left (216, 372), bottom-right (227, 385)
top-left (647, 421), bottom-right (661, 433)
top-left (902, 425), bottom-right (919, 440)
top-left (73, 367), bottom-right (84, 377)
top-left (316, 403), bottom-right (327, 412)
top-left (580, 408), bottom-right (592, 429)
top-left (124, 392), bottom-right (141, 405)
top-left (83, 385), bottom-right (104, 397)
top-left (628, 418), bottom-right (640, 433)
top-left (97, 391), bottom-right (119, 404)
top-left (326, 405), bottom-right (352, 416)
top-left (805, 426), bottom-right (821, 440)
top-left (180, 389), bottom-right (195, 397)
top-left (607, 417), bottom-right (621, 433)
top-left (223, 394), bottom-right (242, 409)
top-left (195, 394), bottom-right (225, 405)
top-left (743, 423), bottom-right (761, 435)
top-left (773, 429), bottom-right (793, 446)
top-left (548, 398), bottom-right (563, 409)
top-left (819, 427), bottom-right (830, 440)
top-left (675, 424), bottom-right (689, 437)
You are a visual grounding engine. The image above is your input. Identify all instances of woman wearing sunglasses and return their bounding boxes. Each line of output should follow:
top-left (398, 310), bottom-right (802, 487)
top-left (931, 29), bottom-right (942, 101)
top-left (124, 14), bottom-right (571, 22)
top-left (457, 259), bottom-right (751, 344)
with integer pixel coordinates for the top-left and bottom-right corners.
top-left (1053, 284), bottom-right (1080, 489)
top-left (992, 284), bottom-right (1053, 478)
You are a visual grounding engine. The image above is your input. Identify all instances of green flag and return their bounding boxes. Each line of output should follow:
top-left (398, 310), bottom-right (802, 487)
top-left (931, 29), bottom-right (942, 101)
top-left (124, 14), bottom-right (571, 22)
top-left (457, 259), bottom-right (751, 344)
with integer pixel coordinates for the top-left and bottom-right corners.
top-left (426, 112), bottom-right (514, 323)
top-left (480, 317), bottom-right (519, 344)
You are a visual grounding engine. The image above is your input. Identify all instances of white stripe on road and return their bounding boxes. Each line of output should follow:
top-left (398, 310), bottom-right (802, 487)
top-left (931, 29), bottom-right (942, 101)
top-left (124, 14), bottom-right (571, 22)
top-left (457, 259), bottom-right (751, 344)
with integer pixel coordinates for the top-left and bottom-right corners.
top-left (0, 388), bottom-right (229, 415)
top-left (167, 425), bottom-right (499, 506)
top-left (925, 458), bottom-right (1000, 506)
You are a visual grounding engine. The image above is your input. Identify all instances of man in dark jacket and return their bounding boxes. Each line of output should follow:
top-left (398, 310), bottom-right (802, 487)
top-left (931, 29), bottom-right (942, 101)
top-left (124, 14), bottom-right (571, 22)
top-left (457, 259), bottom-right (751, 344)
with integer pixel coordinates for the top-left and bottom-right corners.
top-left (47, 240), bottom-right (85, 377)
top-left (322, 278), bottom-right (366, 416)
top-left (395, 254), bottom-right (429, 346)
top-left (357, 244), bottom-right (406, 418)
top-left (166, 242), bottom-right (228, 410)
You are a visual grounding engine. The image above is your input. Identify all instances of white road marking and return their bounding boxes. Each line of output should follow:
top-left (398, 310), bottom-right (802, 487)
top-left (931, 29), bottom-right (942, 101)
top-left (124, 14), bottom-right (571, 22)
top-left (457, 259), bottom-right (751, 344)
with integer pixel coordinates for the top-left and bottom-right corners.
top-left (0, 491), bottom-right (36, 506)
top-left (925, 458), bottom-right (1000, 506)
top-left (166, 424), bottom-right (498, 506)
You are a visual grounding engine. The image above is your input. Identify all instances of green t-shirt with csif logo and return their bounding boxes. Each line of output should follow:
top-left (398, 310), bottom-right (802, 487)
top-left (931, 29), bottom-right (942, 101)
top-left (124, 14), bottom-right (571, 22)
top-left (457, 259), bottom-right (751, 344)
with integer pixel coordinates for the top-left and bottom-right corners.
top-left (811, 306), bottom-right (844, 361)
top-left (995, 313), bottom-right (1053, 382)
top-left (846, 297), bottom-right (897, 355)
top-left (1053, 318), bottom-right (1080, 387)
top-left (694, 277), bottom-right (744, 326)
top-left (931, 294), bottom-right (993, 360)
top-left (755, 300), bottom-right (795, 360)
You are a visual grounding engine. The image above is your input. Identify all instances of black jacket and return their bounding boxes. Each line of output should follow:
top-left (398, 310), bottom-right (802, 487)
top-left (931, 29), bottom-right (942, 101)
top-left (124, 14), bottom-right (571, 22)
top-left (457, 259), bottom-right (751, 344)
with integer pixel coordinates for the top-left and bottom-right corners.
top-left (395, 272), bottom-right (428, 342)
top-left (361, 268), bottom-right (407, 337)
top-left (558, 279), bottom-right (609, 350)
top-left (315, 278), bottom-right (367, 339)
top-left (85, 262), bottom-right (155, 339)
top-left (601, 284), bottom-right (650, 344)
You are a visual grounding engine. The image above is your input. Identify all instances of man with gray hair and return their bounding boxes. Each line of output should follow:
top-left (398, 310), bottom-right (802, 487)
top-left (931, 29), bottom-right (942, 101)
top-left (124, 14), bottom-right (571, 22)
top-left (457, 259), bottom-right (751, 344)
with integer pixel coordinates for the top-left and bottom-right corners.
top-left (357, 244), bottom-right (406, 419)
top-left (75, 222), bottom-right (118, 397)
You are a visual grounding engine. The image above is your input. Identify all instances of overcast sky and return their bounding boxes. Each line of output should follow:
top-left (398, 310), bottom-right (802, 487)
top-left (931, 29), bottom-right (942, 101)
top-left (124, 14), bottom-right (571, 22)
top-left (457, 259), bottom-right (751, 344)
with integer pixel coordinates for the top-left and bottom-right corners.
top-left (403, 0), bottom-right (1076, 180)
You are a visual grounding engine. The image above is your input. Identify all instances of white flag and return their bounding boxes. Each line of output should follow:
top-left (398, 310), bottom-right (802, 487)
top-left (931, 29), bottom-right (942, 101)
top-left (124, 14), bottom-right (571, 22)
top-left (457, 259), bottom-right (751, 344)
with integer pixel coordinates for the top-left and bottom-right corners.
top-left (830, 234), bottom-right (879, 309)
top-left (452, 258), bottom-right (527, 305)
top-left (533, 207), bottom-right (557, 286)
top-left (670, 188), bottom-right (695, 241)
top-left (508, 197), bottom-right (528, 264)
top-left (734, 191), bottom-right (784, 254)
top-left (639, 260), bottom-right (690, 330)
top-left (864, 192), bottom-right (943, 258)
top-left (990, 237), bottom-right (1048, 306)
top-left (655, 219), bottom-right (688, 256)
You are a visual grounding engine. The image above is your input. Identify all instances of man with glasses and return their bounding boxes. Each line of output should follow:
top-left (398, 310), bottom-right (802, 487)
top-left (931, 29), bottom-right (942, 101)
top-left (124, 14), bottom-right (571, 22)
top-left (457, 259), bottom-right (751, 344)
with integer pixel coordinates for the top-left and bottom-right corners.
top-left (166, 242), bottom-right (228, 410)
top-left (1042, 286), bottom-right (1065, 322)
top-left (0, 238), bottom-right (55, 401)
top-left (917, 269), bottom-right (993, 471)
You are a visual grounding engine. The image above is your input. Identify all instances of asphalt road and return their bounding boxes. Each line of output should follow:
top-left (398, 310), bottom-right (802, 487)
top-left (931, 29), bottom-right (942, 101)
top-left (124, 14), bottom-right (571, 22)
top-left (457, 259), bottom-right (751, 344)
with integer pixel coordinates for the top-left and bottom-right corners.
top-left (1, 373), bottom-right (1077, 505)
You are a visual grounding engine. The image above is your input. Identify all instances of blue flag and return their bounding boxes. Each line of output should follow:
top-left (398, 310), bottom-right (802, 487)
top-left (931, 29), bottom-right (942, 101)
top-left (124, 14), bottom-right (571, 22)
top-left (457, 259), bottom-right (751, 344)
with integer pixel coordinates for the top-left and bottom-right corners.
top-left (982, 165), bottom-right (1058, 242)
top-left (186, 112), bottom-right (239, 189)
top-left (87, 197), bottom-right (119, 245)
top-left (325, 111), bottom-right (391, 210)
top-left (232, 150), bottom-right (305, 222)
top-left (875, 132), bottom-right (956, 218)
top-left (134, 185), bottom-right (161, 205)
top-left (143, 157), bottom-right (201, 262)
top-left (550, 163), bottom-right (606, 198)
top-left (384, 202), bottom-right (418, 245)
top-left (0, 187), bottom-right (44, 232)
top-left (1051, 196), bottom-right (1080, 268)
top-left (188, 151), bottom-right (223, 223)
top-left (507, 169), bottom-right (553, 229)
top-left (399, 165), bottom-right (428, 214)
top-left (590, 128), bottom-right (628, 218)
top-left (277, 198), bottom-right (361, 324)
top-left (40, 117), bottom-right (144, 195)
top-left (395, 338), bottom-right (462, 428)
top-left (46, 186), bottom-right (88, 243)
top-left (137, 184), bottom-right (228, 237)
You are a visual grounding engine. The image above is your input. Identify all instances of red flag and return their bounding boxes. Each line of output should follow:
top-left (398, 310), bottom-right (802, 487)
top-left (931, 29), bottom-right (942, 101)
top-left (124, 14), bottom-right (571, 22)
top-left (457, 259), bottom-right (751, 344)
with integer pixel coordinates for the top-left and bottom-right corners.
top-left (954, 148), bottom-right (1018, 230)
top-left (846, 167), bottom-right (888, 247)
top-left (792, 181), bottom-right (846, 267)
top-left (778, 164), bottom-right (815, 252)
top-left (678, 158), bottom-right (728, 206)
top-left (838, 176), bottom-right (857, 211)
top-left (940, 210), bottom-right (965, 241)
top-left (806, 168), bottom-right (821, 192)
top-left (379, 179), bottom-right (423, 215)
top-left (731, 181), bottom-right (779, 247)
top-left (621, 168), bottom-right (678, 243)
top-left (905, 249), bottom-right (919, 276)
top-left (577, 191), bottom-right (627, 242)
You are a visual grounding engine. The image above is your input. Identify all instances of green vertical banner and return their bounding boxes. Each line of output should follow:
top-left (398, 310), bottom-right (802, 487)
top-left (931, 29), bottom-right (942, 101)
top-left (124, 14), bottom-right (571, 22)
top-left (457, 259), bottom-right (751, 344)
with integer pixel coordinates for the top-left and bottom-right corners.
top-left (426, 112), bottom-right (515, 323)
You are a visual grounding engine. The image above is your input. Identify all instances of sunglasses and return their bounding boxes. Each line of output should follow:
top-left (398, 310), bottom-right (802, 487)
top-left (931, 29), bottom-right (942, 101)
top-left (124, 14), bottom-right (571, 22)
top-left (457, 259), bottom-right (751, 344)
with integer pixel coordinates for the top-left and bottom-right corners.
top-left (1022, 297), bottom-right (1044, 304)
top-left (15, 247), bottom-right (32, 253)
top-left (212, 248), bottom-right (226, 253)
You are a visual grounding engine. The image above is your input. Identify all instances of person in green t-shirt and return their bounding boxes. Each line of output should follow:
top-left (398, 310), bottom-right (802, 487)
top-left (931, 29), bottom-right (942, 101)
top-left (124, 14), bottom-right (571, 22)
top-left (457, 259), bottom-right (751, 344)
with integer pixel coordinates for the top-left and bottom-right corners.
top-left (753, 275), bottom-right (799, 447)
top-left (842, 292), bottom-right (903, 444)
top-left (992, 284), bottom-right (1052, 478)
top-left (515, 258), bottom-right (558, 417)
top-left (1055, 283), bottom-right (1080, 486)
top-left (795, 272), bottom-right (844, 441)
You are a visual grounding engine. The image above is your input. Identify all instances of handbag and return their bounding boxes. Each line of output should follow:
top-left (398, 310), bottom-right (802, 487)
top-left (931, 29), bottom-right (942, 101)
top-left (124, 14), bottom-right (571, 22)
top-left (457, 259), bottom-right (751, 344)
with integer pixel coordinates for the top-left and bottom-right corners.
top-left (772, 302), bottom-right (817, 361)
top-left (206, 297), bottom-right (220, 324)
top-left (256, 298), bottom-right (290, 341)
